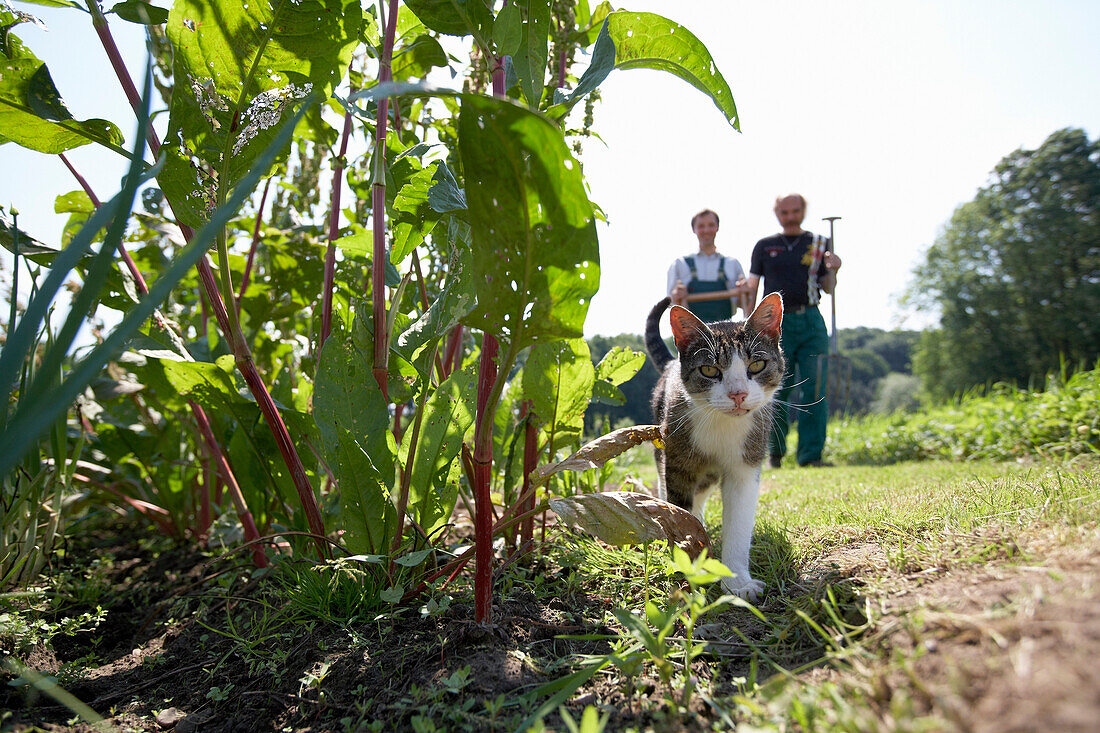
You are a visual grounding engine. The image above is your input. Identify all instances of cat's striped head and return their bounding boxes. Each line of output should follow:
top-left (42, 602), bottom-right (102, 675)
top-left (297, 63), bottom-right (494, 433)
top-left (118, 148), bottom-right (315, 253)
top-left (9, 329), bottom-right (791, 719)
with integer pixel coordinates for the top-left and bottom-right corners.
top-left (669, 293), bottom-right (785, 416)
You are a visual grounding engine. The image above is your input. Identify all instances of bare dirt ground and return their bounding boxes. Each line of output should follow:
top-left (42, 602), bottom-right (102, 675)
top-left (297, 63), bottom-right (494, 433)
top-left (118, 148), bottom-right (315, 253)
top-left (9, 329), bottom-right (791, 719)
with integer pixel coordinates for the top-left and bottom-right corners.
top-left (807, 521), bottom-right (1100, 732)
top-left (3, 518), bottom-right (1098, 731)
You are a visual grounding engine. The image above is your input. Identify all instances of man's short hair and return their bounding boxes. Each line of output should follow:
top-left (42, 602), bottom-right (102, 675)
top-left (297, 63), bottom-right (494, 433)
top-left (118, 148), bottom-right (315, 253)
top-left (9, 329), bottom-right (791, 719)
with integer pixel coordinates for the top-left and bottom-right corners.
top-left (690, 208), bottom-right (720, 230)
top-left (773, 193), bottom-right (807, 211)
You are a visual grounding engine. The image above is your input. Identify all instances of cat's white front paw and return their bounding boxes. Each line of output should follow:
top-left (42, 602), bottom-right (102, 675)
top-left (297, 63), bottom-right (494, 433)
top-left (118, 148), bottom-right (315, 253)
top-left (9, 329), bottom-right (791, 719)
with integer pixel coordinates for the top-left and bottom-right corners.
top-left (722, 572), bottom-right (765, 601)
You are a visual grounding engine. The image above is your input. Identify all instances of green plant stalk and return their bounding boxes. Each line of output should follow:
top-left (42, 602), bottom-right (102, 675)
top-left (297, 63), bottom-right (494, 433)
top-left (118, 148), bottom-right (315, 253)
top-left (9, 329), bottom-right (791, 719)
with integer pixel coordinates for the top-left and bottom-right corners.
top-left (2, 212), bottom-right (20, 429)
top-left (83, 6), bottom-right (330, 558)
top-left (520, 400), bottom-right (537, 547)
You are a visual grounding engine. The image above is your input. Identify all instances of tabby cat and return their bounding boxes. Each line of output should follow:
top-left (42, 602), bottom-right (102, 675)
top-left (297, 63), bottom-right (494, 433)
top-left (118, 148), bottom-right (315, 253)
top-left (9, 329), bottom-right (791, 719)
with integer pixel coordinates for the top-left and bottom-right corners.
top-left (644, 293), bottom-right (785, 599)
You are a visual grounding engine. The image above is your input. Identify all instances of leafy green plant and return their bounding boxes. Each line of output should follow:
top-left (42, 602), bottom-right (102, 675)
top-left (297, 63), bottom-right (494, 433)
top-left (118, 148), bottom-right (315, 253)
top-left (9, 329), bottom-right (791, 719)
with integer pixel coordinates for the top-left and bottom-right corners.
top-left (2, 0), bottom-right (742, 632)
top-left (827, 365), bottom-right (1100, 464)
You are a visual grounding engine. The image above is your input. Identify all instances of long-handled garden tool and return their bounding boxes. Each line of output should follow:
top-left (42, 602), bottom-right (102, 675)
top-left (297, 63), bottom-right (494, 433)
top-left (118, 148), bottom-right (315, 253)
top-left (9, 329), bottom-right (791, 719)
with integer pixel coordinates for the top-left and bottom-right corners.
top-left (816, 216), bottom-right (851, 408)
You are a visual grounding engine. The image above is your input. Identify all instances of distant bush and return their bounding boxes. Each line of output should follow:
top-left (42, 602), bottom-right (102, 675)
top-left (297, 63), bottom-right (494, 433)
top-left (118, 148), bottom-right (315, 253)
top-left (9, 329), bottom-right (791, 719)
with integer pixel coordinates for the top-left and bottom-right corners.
top-left (828, 367), bottom-right (1100, 464)
top-left (870, 372), bottom-right (920, 414)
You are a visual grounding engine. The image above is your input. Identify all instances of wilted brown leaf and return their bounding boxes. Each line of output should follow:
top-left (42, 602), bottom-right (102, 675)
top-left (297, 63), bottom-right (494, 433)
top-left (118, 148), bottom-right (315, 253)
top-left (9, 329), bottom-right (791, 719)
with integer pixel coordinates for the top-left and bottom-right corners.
top-left (532, 424), bottom-right (662, 487)
top-left (549, 491), bottom-right (711, 559)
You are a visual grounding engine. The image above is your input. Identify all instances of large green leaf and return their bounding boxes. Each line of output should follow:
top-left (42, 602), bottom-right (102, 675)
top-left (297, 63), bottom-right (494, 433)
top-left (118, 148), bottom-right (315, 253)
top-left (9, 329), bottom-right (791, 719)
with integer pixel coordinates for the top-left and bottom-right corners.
top-left (0, 9), bottom-right (124, 153)
top-left (457, 94), bottom-right (599, 348)
top-left (401, 0), bottom-right (492, 40)
top-left (394, 247), bottom-right (476, 369)
top-left (313, 331), bottom-right (395, 483)
top-left (161, 0), bottom-right (361, 226)
top-left (522, 338), bottom-right (595, 437)
top-left (391, 34), bottom-right (449, 81)
top-left (591, 345), bottom-right (645, 405)
top-left (333, 428), bottom-right (395, 555)
top-left (605, 11), bottom-right (739, 129)
top-left (510, 0), bottom-right (550, 108)
top-left (399, 365), bottom-right (476, 536)
top-left (390, 158), bottom-right (441, 263)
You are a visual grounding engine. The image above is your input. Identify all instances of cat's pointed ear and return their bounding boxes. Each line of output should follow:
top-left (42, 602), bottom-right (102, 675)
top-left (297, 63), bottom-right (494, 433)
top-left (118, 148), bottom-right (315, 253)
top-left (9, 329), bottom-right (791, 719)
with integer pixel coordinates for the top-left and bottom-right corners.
top-left (669, 305), bottom-right (710, 352)
top-left (748, 293), bottom-right (784, 341)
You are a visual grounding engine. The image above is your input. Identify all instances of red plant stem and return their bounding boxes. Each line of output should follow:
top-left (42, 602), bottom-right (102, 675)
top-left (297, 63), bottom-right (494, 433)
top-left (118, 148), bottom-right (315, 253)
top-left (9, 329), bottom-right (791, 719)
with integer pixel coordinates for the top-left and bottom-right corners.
top-left (371, 0), bottom-right (400, 398)
top-left (520, 401), bottom-right (537, 547)
top-left (60, 153), bottom-right (102, 207)
top-left (442, 324), bottom-right (463, 377)
top-left (86, 0), bottom-right (161, 158)
top-left (403, 500), bottom-right (547, 601)
top-left (191, 251), bottom-right (329, 559)
top-left (62, 154), bottom-right (265, 558)
top-left (410, 251), bottom-right (448, 382)
top-left (237, 176), bottom-right (272, 317)
top-left (468, 56), bottom-right (510, 624)
top-left (89, 0), bottom-right (328, 562)
top-left (472, 334), bottom-right (498, 622)
top-left (320, 94), bottom-right (357, 346)
top-left (193, 404), bottom-right (268, 567)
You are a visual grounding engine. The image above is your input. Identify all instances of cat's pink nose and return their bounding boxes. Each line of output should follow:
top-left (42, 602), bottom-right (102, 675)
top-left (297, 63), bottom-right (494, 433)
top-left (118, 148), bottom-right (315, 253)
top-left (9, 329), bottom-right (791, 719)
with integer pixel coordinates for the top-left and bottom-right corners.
top-left (728, 391), bottom-right (747, 406)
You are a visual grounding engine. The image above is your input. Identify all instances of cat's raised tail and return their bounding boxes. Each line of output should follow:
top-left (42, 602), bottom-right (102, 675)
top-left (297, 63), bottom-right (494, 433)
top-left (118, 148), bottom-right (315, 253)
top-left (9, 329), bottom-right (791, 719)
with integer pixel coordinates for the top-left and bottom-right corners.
top-left (645, 297), bottom-right (675, 372)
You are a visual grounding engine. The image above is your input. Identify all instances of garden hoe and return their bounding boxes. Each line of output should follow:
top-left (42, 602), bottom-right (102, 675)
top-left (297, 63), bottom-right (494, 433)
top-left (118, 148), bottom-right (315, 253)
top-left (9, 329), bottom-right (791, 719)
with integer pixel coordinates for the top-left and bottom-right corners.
top-left (816, 216), bottom-right (851, 408)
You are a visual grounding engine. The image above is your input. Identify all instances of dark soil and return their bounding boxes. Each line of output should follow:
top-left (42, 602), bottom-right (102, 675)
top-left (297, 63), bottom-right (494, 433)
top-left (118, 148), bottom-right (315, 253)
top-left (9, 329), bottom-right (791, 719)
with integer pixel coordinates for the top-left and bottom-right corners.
top-left (4, 519), bottom-right (1098, 731)
top-left (1, 523), bottom-right (815, 732)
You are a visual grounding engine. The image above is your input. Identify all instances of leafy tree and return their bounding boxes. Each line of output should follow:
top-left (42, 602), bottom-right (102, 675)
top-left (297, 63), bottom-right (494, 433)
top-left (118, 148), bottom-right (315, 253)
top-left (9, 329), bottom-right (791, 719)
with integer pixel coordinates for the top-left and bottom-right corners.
top-left (909, 128), bottom-right (1100, 398)
top-left (838, 327), bottom-right (919, 374)
top-left (833, 348), bottom-right (890, 415)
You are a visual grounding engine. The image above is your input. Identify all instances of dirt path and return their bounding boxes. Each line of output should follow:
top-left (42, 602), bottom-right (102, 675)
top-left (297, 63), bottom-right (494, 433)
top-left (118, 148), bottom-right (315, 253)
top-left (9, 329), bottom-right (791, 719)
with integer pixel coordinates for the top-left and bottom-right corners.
top-left (816, 522), bottom-right (1100, 731)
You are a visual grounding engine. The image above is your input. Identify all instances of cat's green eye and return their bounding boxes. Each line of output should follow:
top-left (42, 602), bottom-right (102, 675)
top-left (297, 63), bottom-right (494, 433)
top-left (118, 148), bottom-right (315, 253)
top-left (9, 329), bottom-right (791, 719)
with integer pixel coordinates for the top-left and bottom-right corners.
top-left (747, 359), bottom-right (766, 374)
top-left (699, 365), bottom-right (721, 378)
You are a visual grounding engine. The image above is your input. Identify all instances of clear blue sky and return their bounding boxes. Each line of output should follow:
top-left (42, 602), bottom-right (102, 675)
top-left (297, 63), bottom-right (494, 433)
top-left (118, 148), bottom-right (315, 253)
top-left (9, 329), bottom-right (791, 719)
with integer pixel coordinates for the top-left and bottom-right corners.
top-left (4, 1), bottom-right (1099, 337)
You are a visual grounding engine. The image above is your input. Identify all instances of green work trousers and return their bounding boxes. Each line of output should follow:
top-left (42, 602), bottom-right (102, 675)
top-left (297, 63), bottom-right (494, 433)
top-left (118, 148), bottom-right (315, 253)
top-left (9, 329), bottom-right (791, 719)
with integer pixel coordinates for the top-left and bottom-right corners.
top-left (770, 306), bottom-right (830, 465)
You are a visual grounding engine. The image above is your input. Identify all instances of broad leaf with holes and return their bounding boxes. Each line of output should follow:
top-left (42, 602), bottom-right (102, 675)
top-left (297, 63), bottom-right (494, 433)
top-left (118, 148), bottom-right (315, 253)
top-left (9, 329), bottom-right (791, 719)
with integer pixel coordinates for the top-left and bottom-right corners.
top-left (458, 95), bottom-right (599, 347)
top-left (313, 329), bottom-right (395, 483)
top-left (0, 8), bottom-right (124, 153)
top-left (161, 0), bottom-right (361, 225)
top-left (604, 11), bottom-right (739, 129)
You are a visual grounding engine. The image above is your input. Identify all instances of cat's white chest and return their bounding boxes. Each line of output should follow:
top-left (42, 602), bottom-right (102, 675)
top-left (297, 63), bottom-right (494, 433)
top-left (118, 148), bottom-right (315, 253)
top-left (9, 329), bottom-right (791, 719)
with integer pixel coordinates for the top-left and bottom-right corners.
top-left (689, 408), bottom-right (754, 471)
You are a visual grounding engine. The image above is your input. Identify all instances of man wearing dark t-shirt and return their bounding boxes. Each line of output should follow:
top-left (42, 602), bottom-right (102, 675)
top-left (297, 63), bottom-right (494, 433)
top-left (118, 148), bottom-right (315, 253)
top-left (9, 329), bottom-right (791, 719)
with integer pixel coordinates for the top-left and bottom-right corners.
top-left (740, 194), bottom-right (842, 468)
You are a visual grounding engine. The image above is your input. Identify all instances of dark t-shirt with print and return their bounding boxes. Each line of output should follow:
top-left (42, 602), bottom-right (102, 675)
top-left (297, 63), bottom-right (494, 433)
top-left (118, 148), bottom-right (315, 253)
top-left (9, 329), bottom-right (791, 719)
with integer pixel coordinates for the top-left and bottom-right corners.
top-left (749, 232), bottom-right (830, 310)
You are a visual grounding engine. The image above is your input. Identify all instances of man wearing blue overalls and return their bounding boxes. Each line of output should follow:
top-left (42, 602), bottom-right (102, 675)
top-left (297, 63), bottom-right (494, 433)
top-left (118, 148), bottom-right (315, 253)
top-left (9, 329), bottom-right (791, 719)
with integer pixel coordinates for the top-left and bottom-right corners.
top-left (666, 209), bottom-right (749, 322)
top-left (741, 194), bottom-right (843, 468)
